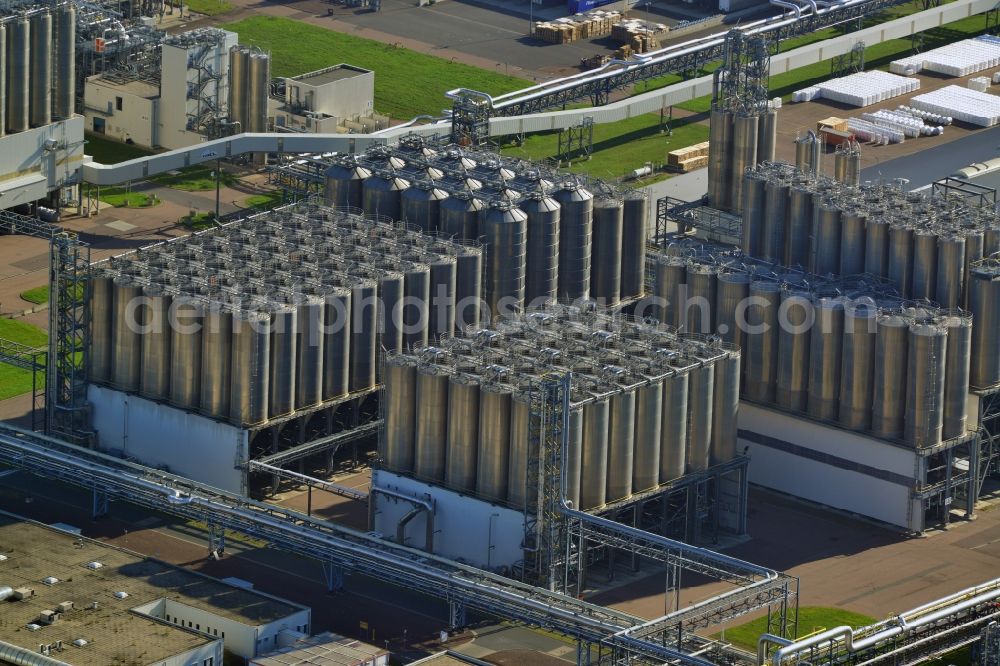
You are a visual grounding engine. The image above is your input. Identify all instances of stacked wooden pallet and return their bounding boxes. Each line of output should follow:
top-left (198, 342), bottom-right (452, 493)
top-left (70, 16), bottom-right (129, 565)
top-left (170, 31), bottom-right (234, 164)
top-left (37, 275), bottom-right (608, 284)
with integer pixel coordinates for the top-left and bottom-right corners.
top-left (535, 10), bottom-right (622, 44)
top-left (668, 141), bottom-right (710, 172)
top-left (630, 34), bottom-right (660, 53)
top-left (612, 18), bottom-right (668, 43)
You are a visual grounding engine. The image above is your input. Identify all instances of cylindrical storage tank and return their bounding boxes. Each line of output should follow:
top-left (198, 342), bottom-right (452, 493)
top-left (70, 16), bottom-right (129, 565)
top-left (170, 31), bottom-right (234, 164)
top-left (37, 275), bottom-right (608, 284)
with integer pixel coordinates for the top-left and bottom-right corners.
top-left (872, 314), bottom-right (909, 439)
top-left (295, 295), bottom-right (324, 409)
top-left (199, 304), bottom-right (233, 419)
top-left (268, 304), bottom-right (298, 417)
top-left (228, 47), bottom-right (247, 131)
top-left (776, 290), bottom-right (813, 412)
top-left (810, 202), bottom-right (842, 275)
top-left (138, 284), bottom-right (171, 400)
top-left (28, 11), bottom-right (52, 128)
top-left (911, 230), bottom-right (939, 301)
top-left (660, 371), bottom-right (689, 482)
top-left (455, 247), bottom-right (483, 333)
top-left (402, 262), bottom-right (430, 350)
top-left (686, 362), bottom-right (714, 472)
top-left (229, 310), bottom-right (270, 426)
top-left (730, 114), bottom-right (759, 214)
top-left (415, 364), bottom-right (449, 483)
top-left (807, 297), bottom-right (845, 421)
top-left (904, 323), bottom-right (947, 448)
top-left (247, 52), bottom-right (270, 133)
top-left (579, 397), bottom-right (610, 510)
top-left (632, 380), bottom-right (662, 492)
top-left (521, 192), bottom-right (561, 307)
top-left (742, 174), bottom-right (766, 257)
top-left (969, 263), bottom-right (1000, 389)
top-left (0, 24), bottom-right (6, 136)
top-left (446, 373), bottom-right (480, 493)
top-left (591, 198), bottom-right (624, 306)
top-left (707, 109), bottom-right (733, 210)
top-left (565, 406), bottom-right (584, 509)
top-left (864, 217), bottom-right (890, 278)
top-left (888, 226), bottom-right (914, 298)
top-left (555, 182), bottom-right (594, 302)
top-left (439, 190), bottom-right (482, 242)
top-left (715, 272), bottom-right (750, 349)
top-left (325, 158), bottom-right (371, 210)
top-left (168, 297), bottom-right (204, 410)
top-left (508, 391), bottom-right (533, 510)
top-left (378, 271), bottom-right (404, 357)
top-left (785, 184), bottom-right (813, 268)
top-left (758, 108), bottom-right (778, 164)
top-left (711, 349), bottom-right (740, 465)
top-left (401, 182), bottom-right (449, 233)
top-left (935, 235), bottom-right (966, 309)
top-left (382, 355), bottom-right (417, 473)
top-left (838, 300), bottom-right (876, 431)
top-left (477, 383), bottom-right (512, 503)
top-left (744, 281), bottom-right (781, 402)
top-left (428, 255), bottom-right (456, 341)
top-left (111, 278), bottom-right (143, 392)
top-left (362, 172), bottom-right (409, 221)
top-left (654, 255), bottom-right (686, 329)
top-left (839, 210), bottom-right (867, 276)
top-left (349, 280), bottom-right (377, 392)
top-left (322, 287), bottom-right (351, 400)
top-left (684, 263), bottom-right (717, 335)
top-left (761, 179), bottom-right (788, 263)
top-left (963, 231), bottom-right (984, 310)
top-left (7, 16), bottom-right (29, 133)
top-left (606, 389), bottom-right (636, 503)
top-left (621, 191), bottom-right (648, 299)
top-left (482, 200), bottom-right (527, 320)
top-left (834, 148), bottom-right (848, 183)
top-left (53, 4), bottom-right (75, 121)
top-left (88, 274), bottom-right (114, 383)
top-left (942, 314), bottom-right (972, 440)
top-left (984, 226), bottom-right (1000, 258)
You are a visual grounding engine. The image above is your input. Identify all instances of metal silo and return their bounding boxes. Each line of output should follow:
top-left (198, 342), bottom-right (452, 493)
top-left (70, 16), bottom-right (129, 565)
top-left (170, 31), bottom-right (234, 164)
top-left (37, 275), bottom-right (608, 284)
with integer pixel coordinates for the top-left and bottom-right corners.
top-left (632, 378), bottom-right (662, 492)
top-left (295, 294), bottom-right (324, 409)
top-left (111, 278), bottom-right (143, 392)
top-left (7, 16), bottom-right (29, 132)
top-left (807, 297), bottom-right (845, 422)
top-left (508, 391), bottom-right (533, 509)
top-left (383, 355), bottom-right (417, 473)
top-left (911, 230), bottom-right (939, 301)
top-left (200, 303), bottom-right (233, 419)
top-left (482, 199), bottom-right (527, 320)
top-left (984, 225), bottom-right (1000, 258)
top-left (0, 23), bottom-right (6, 136)
top-left (888, 226), bottom-right (914, 298)
top-left (785, 183), bottom-right (813, 268)
top-left (810, 202), bottom-right (842, 276)
top-left (521, 190), bottom-right (561, 308)
top-left (935, 235), bottom-right (966, 309)
top-left (660, 370), bottom-right (688, 482)
top-left (761, 178), bottom-right (788, 263)
top-left (439, 190), bottom-right (483, 242)
top-left (378, 270), bottom-right (404, 356)
top-left (350, 279), bottom-right (378, 392)
top-left (794, 131), bottom-right (820, 175)
top-left (230, 309), bottom-right (270, 426)
top-left (942, 314), bottom-right (972, 440)
top-left (963, 230), bottom-right (985, 310)
top-left (88, 273), bottom-right (114, 383)
top-left (871, 314), bottom-right (909, 440)
top-left (758, 107), bottom-right (778, 164)
top-left (169, 297), bottom-right (204, 410)
top-left (555, 181), bottom-right (594, 302)
top-left (864, 217), bottom-right (890, 278)
top-left (402, 261), bottom-right (430, 350)
top-left (707, 109), bottom-right (733, 210)
top-left (322, 287), bottom-right (351, 399)
top-left (715, 272), bottom-right (750, 349)
top-left (325, 156), bottom-right (371, 210)
top-left (477, 383), bottom-right (513, 503)
top-left (446, 372), bottom-right (479, 492)
top-left (969, 262), bottom-right (1000, 389)
top-left (28, 11), bottom-right (51, 128)
top-left (268, 303), bottom-right (298, 417)
top-left (415, 364), bottom-right (449, 483)
top-left (839, 210), bottom-right (867, 276)
top-left (776, 290), bottom-right (812, 412)
top-left (580, 396), bottom-right (610, 510)
top-left (904, 323), bottom-right (947, 447)
top-left (53, 4), bottom-right (75, 121)
top-left (228, 46), bottom-right (247, 130)
top-left (654, 255), bottom-right (686, 329)
top-left (742, 173), bottom-right (766, 257)
top-left (455, 247), bottom-right (483, 333)
top-left (607, 388), bottom-right (636, 503)
top-left (730, 114), bottom-right (759, 214)
top-left (247, 52), bottom-right (270, 133)
top-left (565, 405), bottom-right (584, 509)
top-left (711, 348), bottom-right (740, 465)
top-left (401, 181), bottom-right (449, 233)
top-left (591, 197), bottom-right (624, 306)
top-left (137, 284), bottom-right (171, 400)
top-left (838, 300), bottom-right (876, 431)
top-left (428, 254), bottom-right (456, 341)
top-left (363, 171), bottom-right (409, 221)
top-left (744, 281), bottom-right (780, 402)
top-left (621, 191), bottom-right (648, 299)
top-left (686, 361), bottom-right (714, 472)
top-left (684, 263), bottom-right (717, 335)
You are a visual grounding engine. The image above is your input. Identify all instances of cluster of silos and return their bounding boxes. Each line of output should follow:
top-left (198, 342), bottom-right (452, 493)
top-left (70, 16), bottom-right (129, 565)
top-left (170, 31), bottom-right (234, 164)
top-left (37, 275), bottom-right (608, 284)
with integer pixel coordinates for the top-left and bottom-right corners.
top-left (0, 4), bottom-right (76, 135)
top-left (381, 305), bottom-right (739, 512)
top-left (228, 46), bottom-right (270, 133)
top-left (649, 247), bottom-right (972, 447)
top-left (86, 201), bottom-right (480, 427)
top-left (706, 100), bottom-right (778, 214)
top-left (321, 139), bottom-right (648, 319)
top-left (833, 139), bottom-right (862, 186)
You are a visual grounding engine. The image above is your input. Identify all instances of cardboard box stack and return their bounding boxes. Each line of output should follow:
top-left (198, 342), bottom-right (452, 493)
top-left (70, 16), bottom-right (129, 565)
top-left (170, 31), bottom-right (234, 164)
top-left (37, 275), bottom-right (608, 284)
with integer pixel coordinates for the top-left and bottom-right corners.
top-left (668, 141), bottom-right (709, 172)
top-left (535, 10), bottom-right (622, 44)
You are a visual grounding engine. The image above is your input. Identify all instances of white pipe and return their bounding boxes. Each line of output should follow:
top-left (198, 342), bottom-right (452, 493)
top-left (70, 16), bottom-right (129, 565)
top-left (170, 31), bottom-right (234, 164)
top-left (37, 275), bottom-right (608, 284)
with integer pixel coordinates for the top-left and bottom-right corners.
top-left (757, 633), bottom-right (792, 664)
top-left (772, 0), bottom-right (802, 17)
top-left (0, 640), bottom-right (73, 666)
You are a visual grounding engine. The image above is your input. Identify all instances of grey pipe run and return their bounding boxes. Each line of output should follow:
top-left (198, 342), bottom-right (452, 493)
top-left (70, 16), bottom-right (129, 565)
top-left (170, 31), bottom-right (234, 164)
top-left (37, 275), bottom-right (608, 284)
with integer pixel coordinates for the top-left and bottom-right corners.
top-left (369, 485), bottom-right (435, 553)
top-left (766, 576), bottom-right (1000, 665)
top-left (0, 639), bottom-right (74, 666)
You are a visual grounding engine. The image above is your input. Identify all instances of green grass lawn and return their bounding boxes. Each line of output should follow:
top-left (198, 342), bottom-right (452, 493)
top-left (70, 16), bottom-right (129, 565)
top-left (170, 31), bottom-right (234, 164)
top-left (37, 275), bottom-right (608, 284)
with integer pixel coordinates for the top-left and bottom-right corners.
top-left (717, 607), bottom-right (876, 652)
top-left (185, 0), bottom-right (233, 15)
top-left (19, 286), bottom-right (49, 306)
top-left (222, 16), bottom-right (530, 120)
top-left (0, 364), bottom-right (37, 400)
top-left (181, 211), bottom-right (219, 231)
top-left (0, 317), bottom-right (48, 400)
top-left (151, 164), bottom-right (239, 192)
top-left (243, 191), bottom-right (286, 209)
top-left (91, 185), bottom-right (158, 208)
top-left (85, 133), bottom-right (153, 164)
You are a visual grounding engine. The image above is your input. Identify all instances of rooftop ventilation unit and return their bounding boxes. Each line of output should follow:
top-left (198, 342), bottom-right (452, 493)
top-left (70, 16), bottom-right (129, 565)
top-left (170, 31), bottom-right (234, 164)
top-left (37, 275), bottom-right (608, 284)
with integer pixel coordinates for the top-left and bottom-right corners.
top-left (25, 624), bottom-right (41, 631)
top-left (72, 639), bottom-right (88, 647)
top-left (113, 591), bottom-right (129, 600)
top-left (41, 577), bottom-right (58, 586)
top-left (85, 561), bottom-right (103, 570)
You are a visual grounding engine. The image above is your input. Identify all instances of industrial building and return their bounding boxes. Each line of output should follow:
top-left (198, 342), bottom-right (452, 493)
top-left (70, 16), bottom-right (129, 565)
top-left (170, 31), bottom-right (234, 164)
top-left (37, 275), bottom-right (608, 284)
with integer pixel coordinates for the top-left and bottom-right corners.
top-left (0, 511), bottom-right (312, 664)
top-left (249, 632), bottom-right (389, 666)
top-left (272, 65), bottom-right (386, 135)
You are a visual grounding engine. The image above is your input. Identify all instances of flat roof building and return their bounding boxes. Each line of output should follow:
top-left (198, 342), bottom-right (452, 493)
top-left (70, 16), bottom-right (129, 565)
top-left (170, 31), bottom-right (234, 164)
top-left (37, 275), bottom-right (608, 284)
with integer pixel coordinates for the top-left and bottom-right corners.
top-left (250, 631), bottom-right (389, 666)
